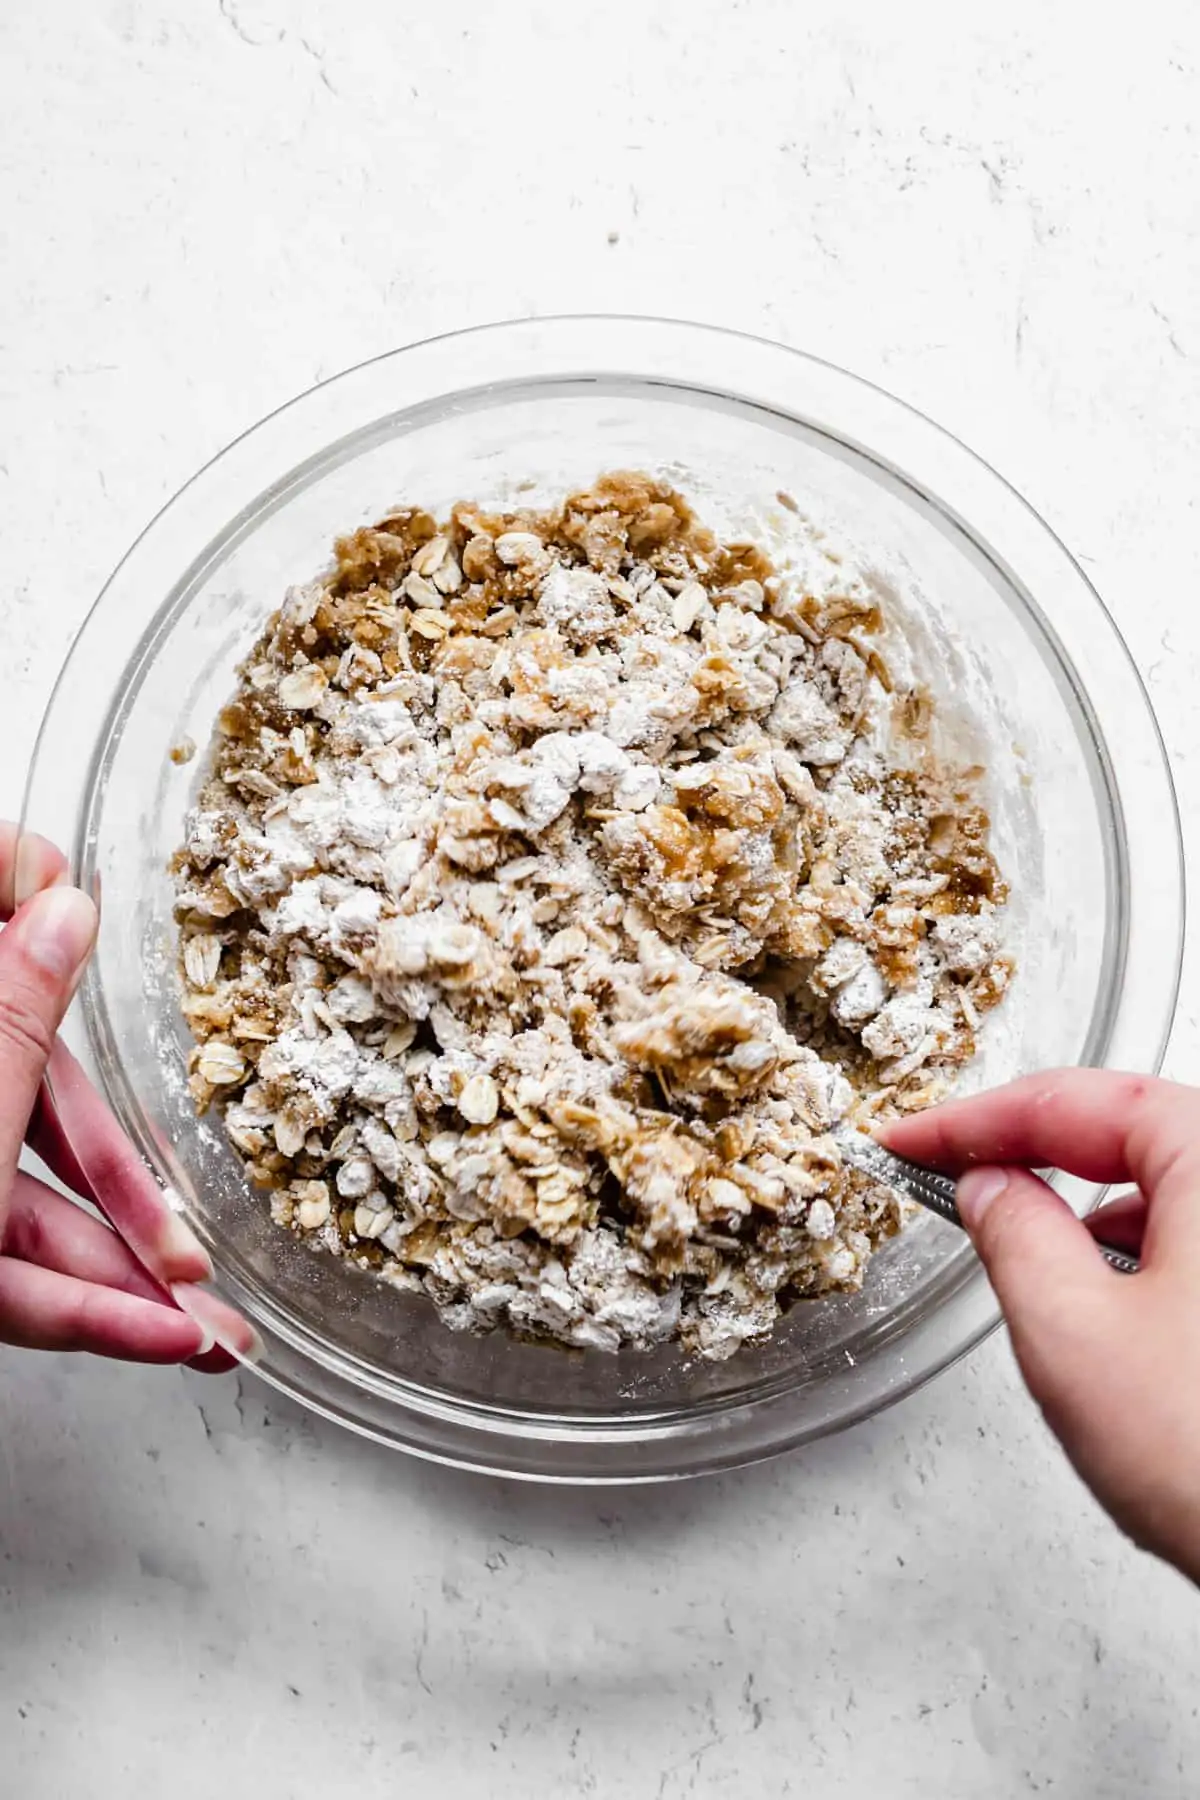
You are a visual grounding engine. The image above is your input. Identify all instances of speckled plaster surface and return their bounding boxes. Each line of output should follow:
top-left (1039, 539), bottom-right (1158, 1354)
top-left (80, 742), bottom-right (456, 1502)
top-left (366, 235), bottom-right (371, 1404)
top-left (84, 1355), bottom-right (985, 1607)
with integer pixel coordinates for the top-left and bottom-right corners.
top-left (1, 3), bottom-right (1199, 1794)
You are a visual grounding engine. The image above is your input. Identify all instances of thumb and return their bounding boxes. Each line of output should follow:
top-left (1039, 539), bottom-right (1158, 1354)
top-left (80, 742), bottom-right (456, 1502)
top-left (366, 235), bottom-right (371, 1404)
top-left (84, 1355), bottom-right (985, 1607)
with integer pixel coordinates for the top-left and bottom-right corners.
top-left (957, 1165), bottom-right (1120, 1413)
top-left (0, 886), bottom-right (98, 1218)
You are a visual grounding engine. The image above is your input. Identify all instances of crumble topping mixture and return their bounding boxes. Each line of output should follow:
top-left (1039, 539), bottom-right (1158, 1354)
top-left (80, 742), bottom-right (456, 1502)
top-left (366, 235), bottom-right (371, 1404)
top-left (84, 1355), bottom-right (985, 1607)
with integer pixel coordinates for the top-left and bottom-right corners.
top-left (172, 473), bottom-right (1011, 1359)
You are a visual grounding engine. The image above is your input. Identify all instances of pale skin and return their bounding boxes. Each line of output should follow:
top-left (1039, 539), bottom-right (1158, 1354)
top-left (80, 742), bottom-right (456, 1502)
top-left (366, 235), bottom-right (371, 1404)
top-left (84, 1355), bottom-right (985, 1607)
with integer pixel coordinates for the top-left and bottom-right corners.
top-left (881, 1073), bottom-right (1200, 1586)
top-left (2, 828), bottom-right (1196, 1581)
top-left (0, 823), bottom-right (252, 1370)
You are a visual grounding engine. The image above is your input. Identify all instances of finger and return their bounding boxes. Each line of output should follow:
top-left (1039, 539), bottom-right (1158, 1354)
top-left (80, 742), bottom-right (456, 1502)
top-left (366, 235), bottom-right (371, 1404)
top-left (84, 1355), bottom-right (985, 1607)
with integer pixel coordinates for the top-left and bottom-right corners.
top-left (956, 1164), bottom-right (1122, 1414)
top-left (39, 1043), bottom-right (256, 1361)
top-left (878, 1071), bottom-right (1200, 1260)
top-left (0, 822), bottom-right (68, 919)
top-left (3, 1170), bottom-right (171, 1305)
top-left (170, 1281), bottom-right (263, 1363)
top-left (1086, 1190), bottom-right (1147, 1257)
top-left (0, 887), bottom-right (97, 1218)
top-left (40, 1038), bottom-right (213, 1287)
top-left (6, 1174), bottom-right (234, 1372)
top-left (0, 1258), bottom-right (210, 1362)
top-left (877, 1069), bottom-right (1164, 1179)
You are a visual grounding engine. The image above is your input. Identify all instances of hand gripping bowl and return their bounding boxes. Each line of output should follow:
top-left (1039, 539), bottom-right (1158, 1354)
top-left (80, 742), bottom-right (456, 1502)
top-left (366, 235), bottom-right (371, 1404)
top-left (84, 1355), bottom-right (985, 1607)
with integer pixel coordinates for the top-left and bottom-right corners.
top-left (21, 318), bottom-right (1183, 1481)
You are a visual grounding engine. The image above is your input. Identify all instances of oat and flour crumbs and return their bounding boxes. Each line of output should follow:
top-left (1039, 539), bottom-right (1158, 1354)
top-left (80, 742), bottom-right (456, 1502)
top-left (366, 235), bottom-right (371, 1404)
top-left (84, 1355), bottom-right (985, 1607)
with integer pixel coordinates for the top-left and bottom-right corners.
top-left (172, 473), bottom-right (1011, 1360)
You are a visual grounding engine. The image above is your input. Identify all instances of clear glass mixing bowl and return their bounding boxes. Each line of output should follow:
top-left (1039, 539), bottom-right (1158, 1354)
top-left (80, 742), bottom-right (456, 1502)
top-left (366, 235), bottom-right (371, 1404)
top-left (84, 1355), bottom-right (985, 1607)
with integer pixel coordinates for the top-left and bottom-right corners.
top-left (21, 318), bottom-right (1183, 1481)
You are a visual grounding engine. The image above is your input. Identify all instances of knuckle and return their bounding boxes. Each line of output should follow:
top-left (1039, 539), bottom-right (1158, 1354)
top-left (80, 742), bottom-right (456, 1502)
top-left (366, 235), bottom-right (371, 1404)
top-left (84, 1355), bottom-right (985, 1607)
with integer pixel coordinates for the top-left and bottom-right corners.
top-left (0, 985), bottom-right (55, 1069)
top-left (1126, 1088), bottom-right (1200, 1194)
top-left (6, 1199), bottom-right (49, 1266)
top-left (1107, 1074), bottom-right (1157, 1142)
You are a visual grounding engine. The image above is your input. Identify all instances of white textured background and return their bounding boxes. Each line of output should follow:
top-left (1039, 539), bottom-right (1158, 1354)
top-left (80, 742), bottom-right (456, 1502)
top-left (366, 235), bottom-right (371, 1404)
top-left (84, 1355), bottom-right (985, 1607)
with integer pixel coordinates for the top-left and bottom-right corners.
top-left (2, 3), bottom-right (1198, 1794)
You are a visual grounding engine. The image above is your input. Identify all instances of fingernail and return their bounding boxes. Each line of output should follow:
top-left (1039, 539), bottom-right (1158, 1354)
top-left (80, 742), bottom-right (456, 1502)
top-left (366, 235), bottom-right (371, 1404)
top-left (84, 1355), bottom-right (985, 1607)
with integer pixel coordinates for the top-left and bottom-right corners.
top-left (160, 1211), bottom-right (215, 1283)
top-left (21, 887), bottom-right (98, 982)
top-left (171, 1282), bottom-right (264, 1364)
top-left (957, 1167), bottom-right (1009, 1230)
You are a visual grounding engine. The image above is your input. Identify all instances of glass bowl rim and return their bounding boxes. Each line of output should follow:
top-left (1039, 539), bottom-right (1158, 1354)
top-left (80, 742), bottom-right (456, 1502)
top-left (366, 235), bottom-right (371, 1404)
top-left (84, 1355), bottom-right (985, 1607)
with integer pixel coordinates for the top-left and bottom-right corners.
top-left (23, 314), bottom-right (1186, 1481)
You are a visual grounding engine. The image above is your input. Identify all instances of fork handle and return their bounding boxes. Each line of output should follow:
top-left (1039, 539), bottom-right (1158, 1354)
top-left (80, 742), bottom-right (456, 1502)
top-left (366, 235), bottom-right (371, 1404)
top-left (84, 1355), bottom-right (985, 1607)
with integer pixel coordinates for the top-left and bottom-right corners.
top-left (884, 1152), bottom-right (1140, 1275)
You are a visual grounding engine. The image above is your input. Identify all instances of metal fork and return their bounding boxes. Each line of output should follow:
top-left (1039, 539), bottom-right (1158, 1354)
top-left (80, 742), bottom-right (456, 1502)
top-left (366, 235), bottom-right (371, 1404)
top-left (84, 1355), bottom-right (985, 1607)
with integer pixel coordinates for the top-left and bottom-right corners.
top-left (834, 1127), bottom-right (1140, 1275)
